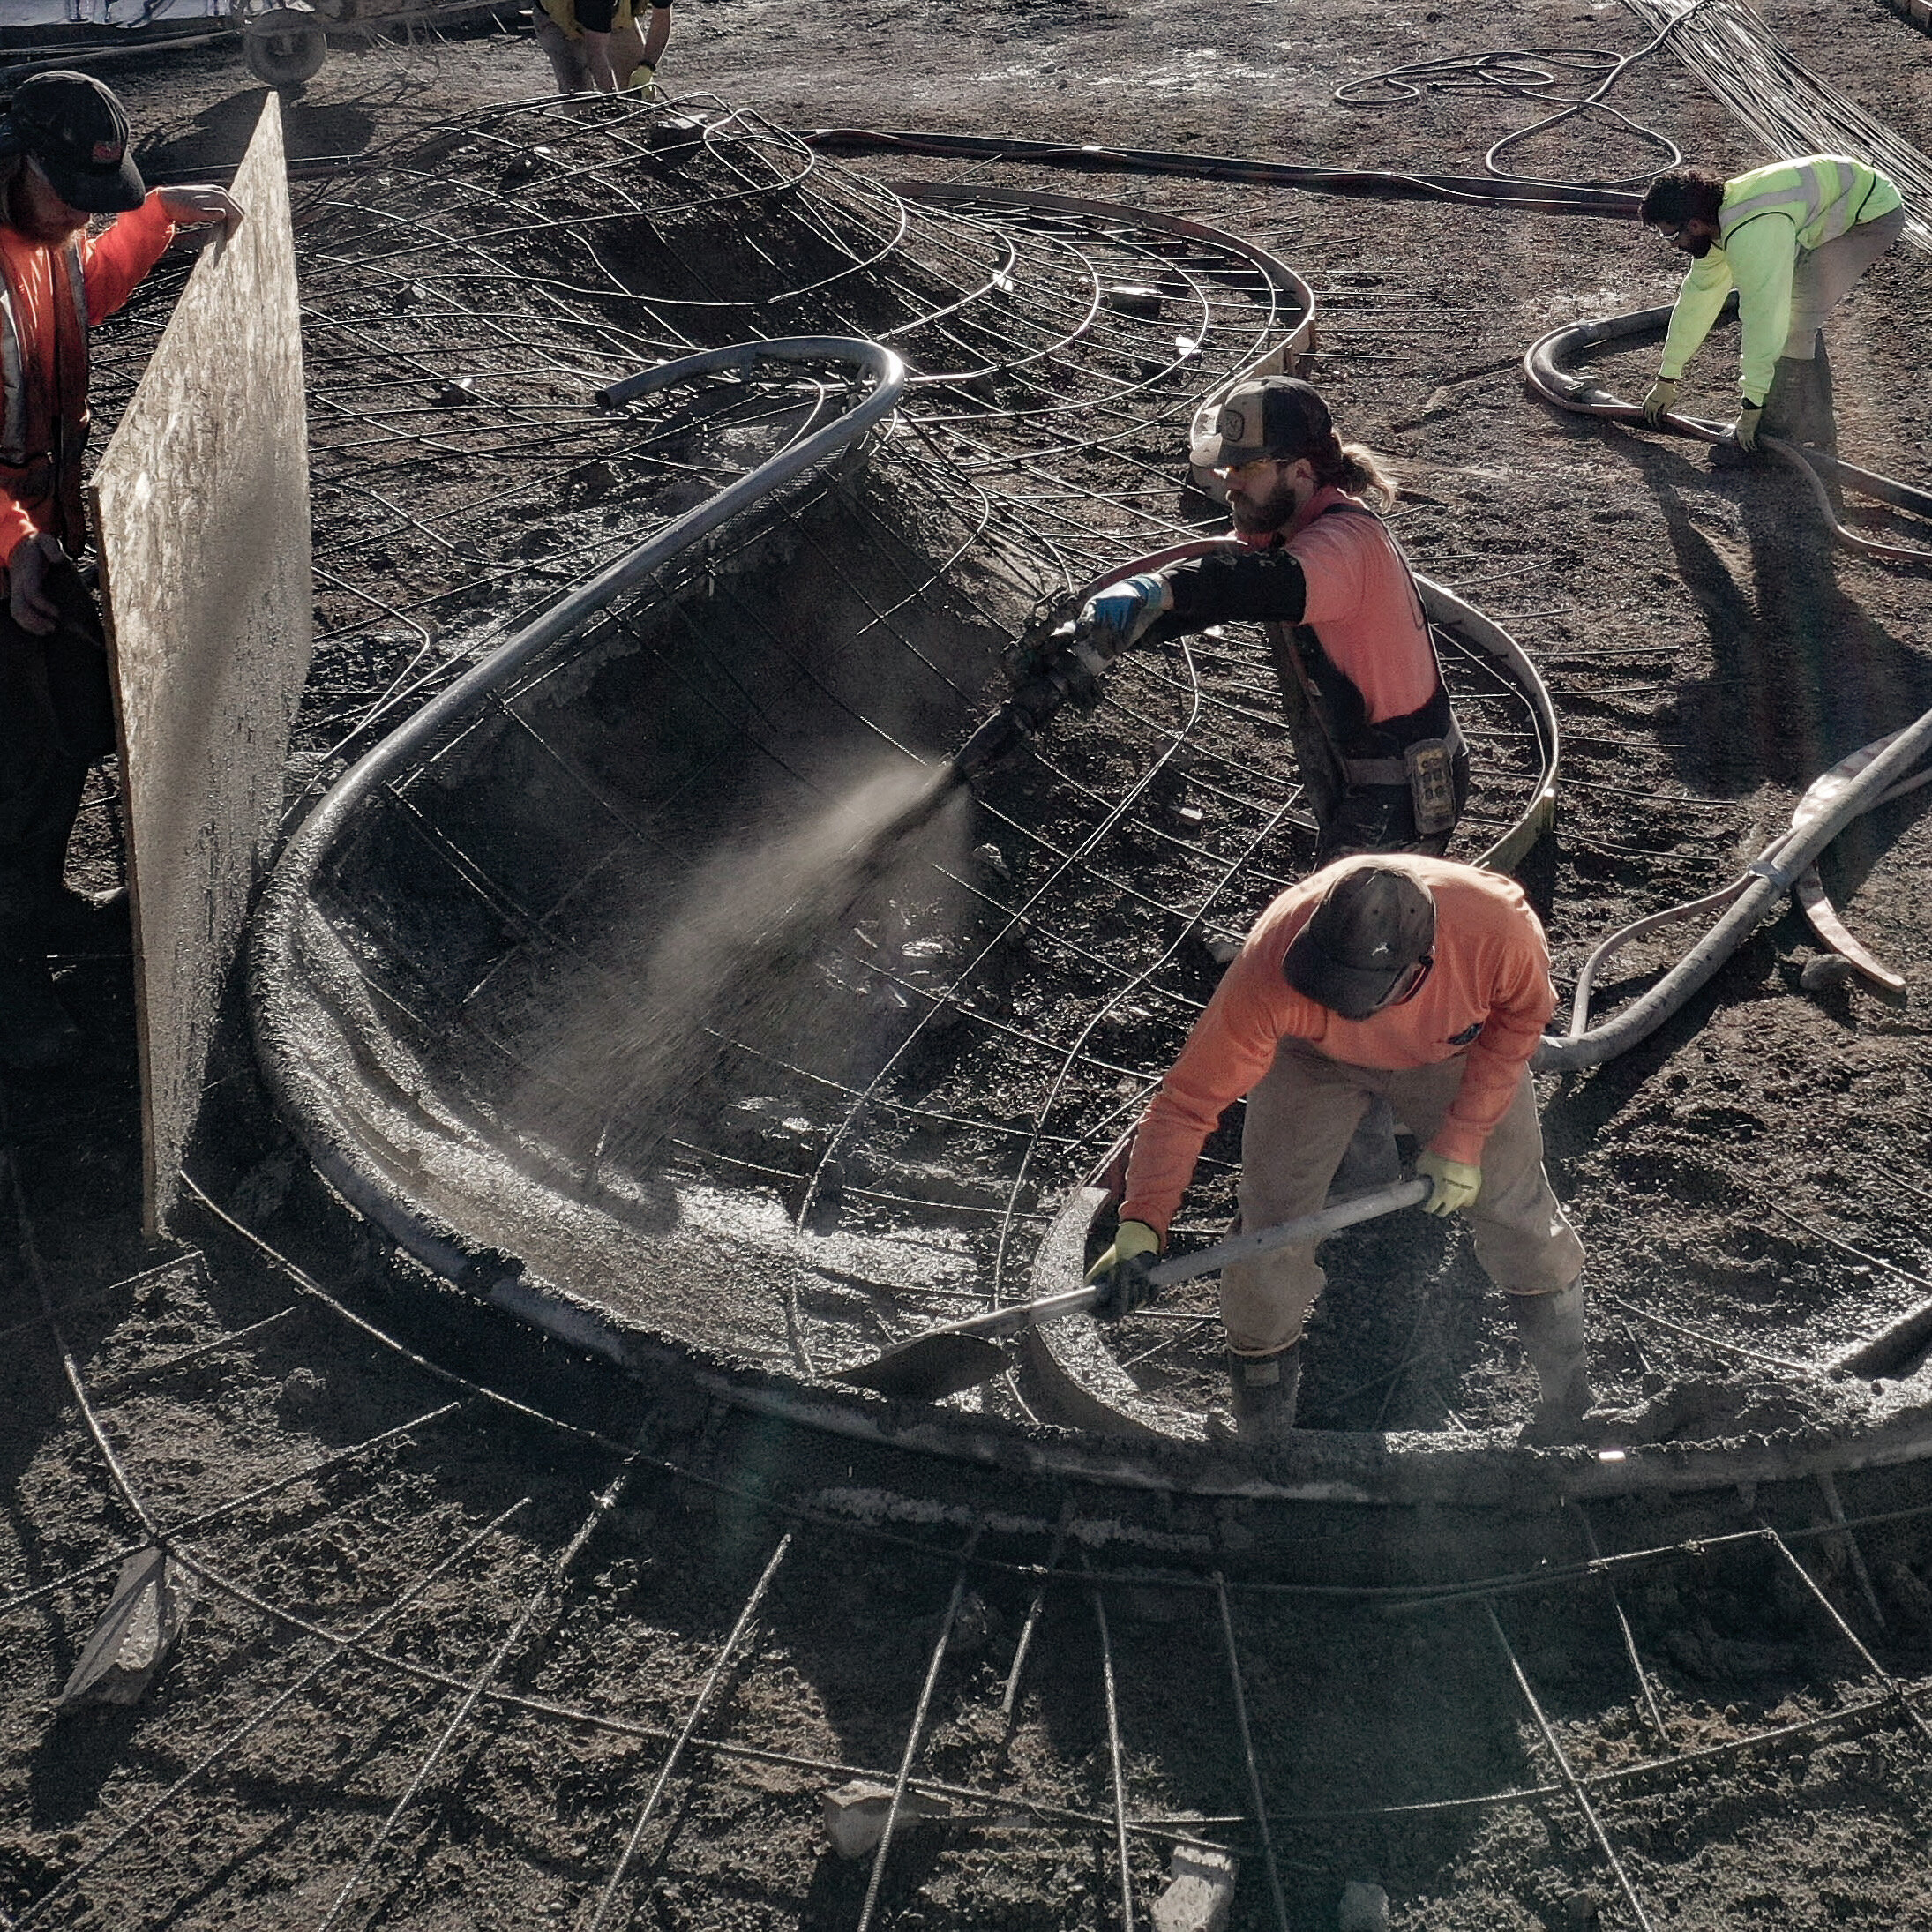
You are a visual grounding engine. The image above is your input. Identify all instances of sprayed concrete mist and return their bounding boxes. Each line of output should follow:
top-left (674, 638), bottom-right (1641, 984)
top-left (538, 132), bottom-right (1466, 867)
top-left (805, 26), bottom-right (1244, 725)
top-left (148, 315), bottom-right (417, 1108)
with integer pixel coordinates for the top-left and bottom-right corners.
top-left (511, 759), bottom-right (974, 1185)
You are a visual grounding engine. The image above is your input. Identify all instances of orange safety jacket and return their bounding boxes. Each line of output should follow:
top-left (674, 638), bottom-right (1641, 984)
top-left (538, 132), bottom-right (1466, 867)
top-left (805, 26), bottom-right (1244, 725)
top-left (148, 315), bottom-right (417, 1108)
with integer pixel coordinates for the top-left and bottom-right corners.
top-left (1118, 855), bottom-right (1556, 1238)
top-left (0, 193), bottom-right (176, 573)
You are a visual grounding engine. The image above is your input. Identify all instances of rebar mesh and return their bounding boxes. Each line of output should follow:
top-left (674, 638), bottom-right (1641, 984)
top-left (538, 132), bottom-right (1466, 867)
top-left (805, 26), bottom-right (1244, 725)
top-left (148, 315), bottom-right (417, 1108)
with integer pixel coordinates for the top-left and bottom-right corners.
top-left (199, 97), bottom-right (1573, 1418)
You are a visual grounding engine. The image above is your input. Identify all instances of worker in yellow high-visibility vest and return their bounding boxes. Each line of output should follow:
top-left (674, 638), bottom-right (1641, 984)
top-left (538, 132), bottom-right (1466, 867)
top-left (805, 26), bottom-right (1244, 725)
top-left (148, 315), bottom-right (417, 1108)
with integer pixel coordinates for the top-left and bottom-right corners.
top-left (533, 0), bottom-right (672, 97)
top-left (1636, 156), bottom-right (1905, 462)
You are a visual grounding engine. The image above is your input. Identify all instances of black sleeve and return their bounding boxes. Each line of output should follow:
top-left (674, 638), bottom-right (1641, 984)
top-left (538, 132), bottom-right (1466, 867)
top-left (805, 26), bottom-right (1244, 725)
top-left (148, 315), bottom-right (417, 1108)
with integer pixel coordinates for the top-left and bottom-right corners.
top-left (1142, 548), bottom-right (1308, 646)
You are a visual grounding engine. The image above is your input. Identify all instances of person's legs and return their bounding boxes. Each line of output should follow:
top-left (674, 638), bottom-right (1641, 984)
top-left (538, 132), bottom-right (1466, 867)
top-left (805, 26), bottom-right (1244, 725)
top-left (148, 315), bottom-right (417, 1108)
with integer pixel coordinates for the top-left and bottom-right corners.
top-left (1221, 1040), bottom-right (1379, 1358)
top-left (1385, 1061), bottom-right (1584, 1297)
top-left (1764, 206), bottom-right (1907, 457)
top-left (1785, 206), bottom-right (1907, 353)
top-left (0, 597), bottom-right (91, 1070)
top-left (532, 6), bottom-right (591, 92)
top-left (573, 0), bottom-right (620, 88)
top-left (1388, 1060), bottom-right (1591, 1434)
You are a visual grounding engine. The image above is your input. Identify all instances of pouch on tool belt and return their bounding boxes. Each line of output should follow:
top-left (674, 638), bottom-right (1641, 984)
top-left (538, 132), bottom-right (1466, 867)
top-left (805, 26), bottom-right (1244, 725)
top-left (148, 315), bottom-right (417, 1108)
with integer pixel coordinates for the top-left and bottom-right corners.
top-left (1404, 738), bottom-right (1456, 837)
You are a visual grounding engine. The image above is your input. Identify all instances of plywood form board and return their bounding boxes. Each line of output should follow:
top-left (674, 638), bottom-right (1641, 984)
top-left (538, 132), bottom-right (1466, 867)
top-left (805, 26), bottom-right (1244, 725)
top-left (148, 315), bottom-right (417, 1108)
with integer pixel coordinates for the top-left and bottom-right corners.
top-left (89, 94), bottom-right (312, 1235)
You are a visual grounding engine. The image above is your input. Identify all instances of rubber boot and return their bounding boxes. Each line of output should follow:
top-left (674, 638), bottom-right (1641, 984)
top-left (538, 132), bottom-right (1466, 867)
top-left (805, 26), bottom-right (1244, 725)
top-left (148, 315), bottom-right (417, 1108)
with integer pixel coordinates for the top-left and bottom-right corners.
top-left (0, 952), bottom-right (83, 1075)
top-left (1757, 346), bottom-right (1838, 454)
top-left (1226, 1344), bottom-right (1301, 1449)
top-left (1509, 1278), bottom-right (1594, 1446)
top-left (1810, 337), bottom-right (1838, 456)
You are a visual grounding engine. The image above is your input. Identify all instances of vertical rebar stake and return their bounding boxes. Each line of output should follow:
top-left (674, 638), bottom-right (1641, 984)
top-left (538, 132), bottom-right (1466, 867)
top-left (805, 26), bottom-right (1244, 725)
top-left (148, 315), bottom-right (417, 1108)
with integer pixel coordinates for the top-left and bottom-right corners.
top-left (1577, 1508), bottom-right (1673, 1752)
top-left (1759, 1525), bottom-right (1932, 1749)
top-left (589, 1530), bottom-right (797, 1930)
top-left (1086, 1557), bottom-right (1136, 1931)
top-left (1815, 1472), bottom-right (1889, 1634)
top-left (857, 1521), bottom-right (985, 1932)
top-left (1005, 1494), bottom-right (1077, 1717)
top-left (1481, 1599), bottom-right (1655, 1932)
top-left (1211, 1572), bottom-right (1292, 1932)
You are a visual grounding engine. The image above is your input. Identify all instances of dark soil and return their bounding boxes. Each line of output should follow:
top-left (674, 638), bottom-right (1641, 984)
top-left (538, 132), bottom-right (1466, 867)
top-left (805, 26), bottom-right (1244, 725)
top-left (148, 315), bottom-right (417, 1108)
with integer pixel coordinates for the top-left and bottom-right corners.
top-left (6, 2), bottom-right (1932, 1927)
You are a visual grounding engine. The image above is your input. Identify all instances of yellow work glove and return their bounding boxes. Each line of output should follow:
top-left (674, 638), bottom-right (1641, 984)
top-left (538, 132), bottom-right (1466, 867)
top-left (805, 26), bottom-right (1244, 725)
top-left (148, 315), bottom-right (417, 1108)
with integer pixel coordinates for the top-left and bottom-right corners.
top-left (1417, 1150), bottom-right (1481, 1217)
top-left (1733, 401), bottom-right (1764, 453)
top-left (1639, 378), bottom-right (1677, 427)
top-left (625, 60), bottom-right (656, 95)
top-left (1083, 1218), bottom-right (1162, 1319)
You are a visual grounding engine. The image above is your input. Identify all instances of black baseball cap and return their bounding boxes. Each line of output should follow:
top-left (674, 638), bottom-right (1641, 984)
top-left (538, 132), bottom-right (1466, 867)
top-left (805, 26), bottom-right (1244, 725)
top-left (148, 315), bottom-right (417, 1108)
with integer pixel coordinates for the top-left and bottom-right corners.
top-left (1284, 864), bottom-right (1437, 1020)
top-left (4, 72), bottom-right (146, 215)
top-left (1199, 376), bottom-right (1334, 469)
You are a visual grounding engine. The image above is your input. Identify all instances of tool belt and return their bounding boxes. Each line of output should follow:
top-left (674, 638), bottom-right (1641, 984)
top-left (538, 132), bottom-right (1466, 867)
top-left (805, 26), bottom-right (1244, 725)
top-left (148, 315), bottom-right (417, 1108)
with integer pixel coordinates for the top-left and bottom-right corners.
top-left (1338, 722), bottom-right (1466, 838)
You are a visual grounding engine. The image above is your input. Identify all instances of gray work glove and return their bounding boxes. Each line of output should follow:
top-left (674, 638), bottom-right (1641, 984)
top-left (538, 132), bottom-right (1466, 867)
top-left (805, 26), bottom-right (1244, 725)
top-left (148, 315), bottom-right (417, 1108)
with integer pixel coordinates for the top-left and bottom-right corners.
top-left (1640, 377), bottom-right (1677, 427)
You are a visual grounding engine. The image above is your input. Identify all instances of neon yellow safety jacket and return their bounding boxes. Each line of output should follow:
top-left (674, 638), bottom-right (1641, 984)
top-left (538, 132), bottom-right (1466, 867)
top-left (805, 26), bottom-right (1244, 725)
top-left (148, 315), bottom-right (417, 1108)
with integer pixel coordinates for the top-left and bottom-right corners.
top-left (1656, 154), bottom-right (1903, 404)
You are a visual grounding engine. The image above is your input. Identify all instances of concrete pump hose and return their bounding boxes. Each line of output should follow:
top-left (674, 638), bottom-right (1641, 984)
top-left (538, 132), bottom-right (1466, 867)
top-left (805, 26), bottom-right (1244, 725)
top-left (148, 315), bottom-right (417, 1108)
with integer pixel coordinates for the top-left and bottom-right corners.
top-left (1533, 696), bottom-right (1932, 1071)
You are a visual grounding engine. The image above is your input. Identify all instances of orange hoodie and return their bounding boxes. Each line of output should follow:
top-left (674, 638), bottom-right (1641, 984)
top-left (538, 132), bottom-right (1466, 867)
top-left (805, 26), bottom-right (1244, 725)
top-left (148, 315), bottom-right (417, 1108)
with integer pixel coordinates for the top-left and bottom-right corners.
top-left (0, 191), bottom-right (176, 569)
top-left (1119, 855), bottom-right (1555, 1237)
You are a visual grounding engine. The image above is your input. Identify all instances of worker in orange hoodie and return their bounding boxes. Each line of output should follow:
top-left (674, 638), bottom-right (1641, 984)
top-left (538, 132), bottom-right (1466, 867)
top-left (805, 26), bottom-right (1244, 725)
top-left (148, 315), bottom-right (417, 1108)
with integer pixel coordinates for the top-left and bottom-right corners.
top-left (1084, 856), bottom-right (1589, 1446)
top-left (0, 71), bottom-right (242, 1071)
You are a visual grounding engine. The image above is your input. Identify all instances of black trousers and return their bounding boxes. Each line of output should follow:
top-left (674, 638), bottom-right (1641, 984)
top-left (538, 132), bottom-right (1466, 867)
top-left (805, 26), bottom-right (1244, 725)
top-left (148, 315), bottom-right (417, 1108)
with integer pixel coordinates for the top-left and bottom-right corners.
top-left (0, 560), bottom-right (116, 955)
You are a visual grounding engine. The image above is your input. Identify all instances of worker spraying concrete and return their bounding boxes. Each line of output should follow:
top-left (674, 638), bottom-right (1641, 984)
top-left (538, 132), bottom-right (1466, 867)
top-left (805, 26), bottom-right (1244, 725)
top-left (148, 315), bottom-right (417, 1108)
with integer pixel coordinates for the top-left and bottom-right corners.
top-left (1637, 155), bottom-right (1906, 461)
top-left (1068, 376), bottom-right (1469, 863)
top-left (1082, 856), bottom-right (1593, 1448)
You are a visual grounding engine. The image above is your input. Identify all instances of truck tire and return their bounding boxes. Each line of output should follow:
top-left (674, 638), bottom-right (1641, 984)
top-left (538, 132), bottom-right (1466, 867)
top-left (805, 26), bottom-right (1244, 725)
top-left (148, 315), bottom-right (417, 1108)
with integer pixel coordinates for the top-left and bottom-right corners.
top-left (243, 11), bottom-right (328, 86)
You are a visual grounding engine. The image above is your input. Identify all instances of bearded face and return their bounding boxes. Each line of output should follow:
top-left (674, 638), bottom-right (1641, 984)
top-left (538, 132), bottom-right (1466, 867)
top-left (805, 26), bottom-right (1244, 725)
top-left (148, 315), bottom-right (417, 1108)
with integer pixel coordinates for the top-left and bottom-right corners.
top-left (5, 162), bottom-right (90, 247)
top-left (1224, 463), bottom-right (1304, 537)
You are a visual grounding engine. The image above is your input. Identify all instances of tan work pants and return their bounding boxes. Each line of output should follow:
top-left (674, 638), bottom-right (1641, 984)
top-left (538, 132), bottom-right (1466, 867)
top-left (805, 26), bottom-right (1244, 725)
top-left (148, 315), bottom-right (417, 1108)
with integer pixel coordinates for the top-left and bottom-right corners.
top-left (1785, 206), bottom-right (1907, 355)
top-left (1220, 1039), bottom-right (1585, 1357)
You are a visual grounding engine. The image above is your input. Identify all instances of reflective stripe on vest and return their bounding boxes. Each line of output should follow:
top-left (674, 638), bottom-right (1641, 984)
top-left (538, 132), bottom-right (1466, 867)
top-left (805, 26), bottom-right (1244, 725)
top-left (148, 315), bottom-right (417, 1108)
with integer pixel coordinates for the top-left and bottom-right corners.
top-left (0, 237), bottom-right (88, 470)
top-left (1721, 156), bottom-right (1880, 252)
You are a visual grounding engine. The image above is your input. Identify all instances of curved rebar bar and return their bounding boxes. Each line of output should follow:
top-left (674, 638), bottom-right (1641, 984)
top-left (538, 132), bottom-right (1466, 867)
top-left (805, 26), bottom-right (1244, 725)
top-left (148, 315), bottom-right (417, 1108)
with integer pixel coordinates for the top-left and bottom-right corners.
top-left (251, 336), bottom-right (905, 1292)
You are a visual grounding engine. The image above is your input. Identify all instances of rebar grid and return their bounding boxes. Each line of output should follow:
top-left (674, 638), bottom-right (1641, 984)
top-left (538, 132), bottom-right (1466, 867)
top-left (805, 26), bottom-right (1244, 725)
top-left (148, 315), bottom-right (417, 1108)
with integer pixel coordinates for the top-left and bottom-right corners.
top-left (10, 1111), bottom-right (1932, 1927)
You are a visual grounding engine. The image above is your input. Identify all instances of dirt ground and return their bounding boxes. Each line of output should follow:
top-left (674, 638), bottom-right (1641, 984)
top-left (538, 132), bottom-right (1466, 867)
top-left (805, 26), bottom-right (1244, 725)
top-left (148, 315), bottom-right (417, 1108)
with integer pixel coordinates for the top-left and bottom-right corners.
top-left (6, 1), bottom-right (1932, 1927)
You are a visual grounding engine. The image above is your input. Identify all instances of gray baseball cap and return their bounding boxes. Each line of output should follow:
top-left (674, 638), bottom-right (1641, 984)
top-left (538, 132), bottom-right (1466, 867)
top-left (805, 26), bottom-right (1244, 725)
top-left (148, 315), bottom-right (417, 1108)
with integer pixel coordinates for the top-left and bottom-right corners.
top-left (1198, 376), bottom-right (1334, 469)
top-left (4, 72), bottom-right (145, 215)
top-left (1284, 864), bottom-right (1437, 1019)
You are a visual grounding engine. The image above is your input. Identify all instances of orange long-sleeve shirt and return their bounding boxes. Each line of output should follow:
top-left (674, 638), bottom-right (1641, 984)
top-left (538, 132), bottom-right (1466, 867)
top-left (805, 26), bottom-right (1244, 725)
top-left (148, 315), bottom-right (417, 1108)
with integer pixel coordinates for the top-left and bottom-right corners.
top-left (0, 192), bottom-right (176, 569)
top-left (1119, 855), bottom-right (1556, 1237)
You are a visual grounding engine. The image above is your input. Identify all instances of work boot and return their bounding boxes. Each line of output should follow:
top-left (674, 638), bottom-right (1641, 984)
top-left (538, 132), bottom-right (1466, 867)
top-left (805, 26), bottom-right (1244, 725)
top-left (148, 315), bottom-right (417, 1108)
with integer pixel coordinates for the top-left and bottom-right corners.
top-left (1759, 346), bottom-right (1837, 454)
top-left (1509, 1279), bottom-right (1595, 1446)
top-left (46, 884), bottom-right (132, 955)
top-left (1225, 1344), bottom-right (1301, 1449)
top-left (1811, 338), bottom-right (1838, 456)
top-left (0, 953), bottom-right (84, 1075)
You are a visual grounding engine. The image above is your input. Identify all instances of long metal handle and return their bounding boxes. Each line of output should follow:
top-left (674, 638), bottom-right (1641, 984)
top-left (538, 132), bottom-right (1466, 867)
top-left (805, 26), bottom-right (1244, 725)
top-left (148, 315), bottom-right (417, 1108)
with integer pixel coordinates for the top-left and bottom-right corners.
top-left (1147, 1177), bottom-right (1429, 1286)
top-left (930, 1178), bottom-right (1431, 1345)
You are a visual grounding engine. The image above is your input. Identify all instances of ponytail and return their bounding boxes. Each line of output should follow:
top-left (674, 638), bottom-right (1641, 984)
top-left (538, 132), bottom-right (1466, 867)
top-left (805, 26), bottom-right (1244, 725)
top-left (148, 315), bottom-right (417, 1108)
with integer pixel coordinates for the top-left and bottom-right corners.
top-left (1312, 431), bottom-right (1398, 510)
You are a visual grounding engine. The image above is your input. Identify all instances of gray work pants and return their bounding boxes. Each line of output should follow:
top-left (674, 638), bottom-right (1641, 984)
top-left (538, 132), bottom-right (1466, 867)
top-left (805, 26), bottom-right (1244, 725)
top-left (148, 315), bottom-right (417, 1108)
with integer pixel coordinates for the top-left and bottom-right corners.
top-left (532, 7), bottom-right (646, 91)
top-left (1220, 1038), bottom-right (1585, 1357)
top-left (0, 563), bottom-right (114, 954)
top-left (1784, 206), bottom-right (1907, 356)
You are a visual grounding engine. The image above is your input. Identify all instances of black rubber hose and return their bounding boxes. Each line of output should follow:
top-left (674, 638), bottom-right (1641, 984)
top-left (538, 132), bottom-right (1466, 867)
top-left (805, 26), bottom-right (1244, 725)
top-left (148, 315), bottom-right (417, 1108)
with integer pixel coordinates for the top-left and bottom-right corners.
top-left (804, 129), bottom-right (1644, 220)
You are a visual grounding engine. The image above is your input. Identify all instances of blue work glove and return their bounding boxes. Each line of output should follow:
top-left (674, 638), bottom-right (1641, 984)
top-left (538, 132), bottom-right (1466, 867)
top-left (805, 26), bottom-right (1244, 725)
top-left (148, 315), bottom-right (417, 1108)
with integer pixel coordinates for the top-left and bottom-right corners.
top-left (1083, 1219), bottom-right (1163, 1319)
top-left (1416, 1150), bottom-right (1481, 1217)
top-left (1733, 401), bottom-right (1764, 453)
top-left (1077, 573), bottom-right (1172, 652)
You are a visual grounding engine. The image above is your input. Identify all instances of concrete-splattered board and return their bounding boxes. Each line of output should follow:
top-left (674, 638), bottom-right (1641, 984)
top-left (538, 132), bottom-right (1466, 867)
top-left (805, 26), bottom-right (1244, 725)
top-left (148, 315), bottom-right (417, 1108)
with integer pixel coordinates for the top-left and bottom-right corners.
top-left (90, 94), bottom-right (311, 1235)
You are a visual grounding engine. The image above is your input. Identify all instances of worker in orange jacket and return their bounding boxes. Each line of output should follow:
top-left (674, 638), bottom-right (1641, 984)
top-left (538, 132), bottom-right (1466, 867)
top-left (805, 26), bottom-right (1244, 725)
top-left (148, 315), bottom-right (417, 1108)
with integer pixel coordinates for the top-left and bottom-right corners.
top-left (0, 72), bottom-right (241, 1072)
top-left (1084, 856), bottom-right (1590, 1446)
